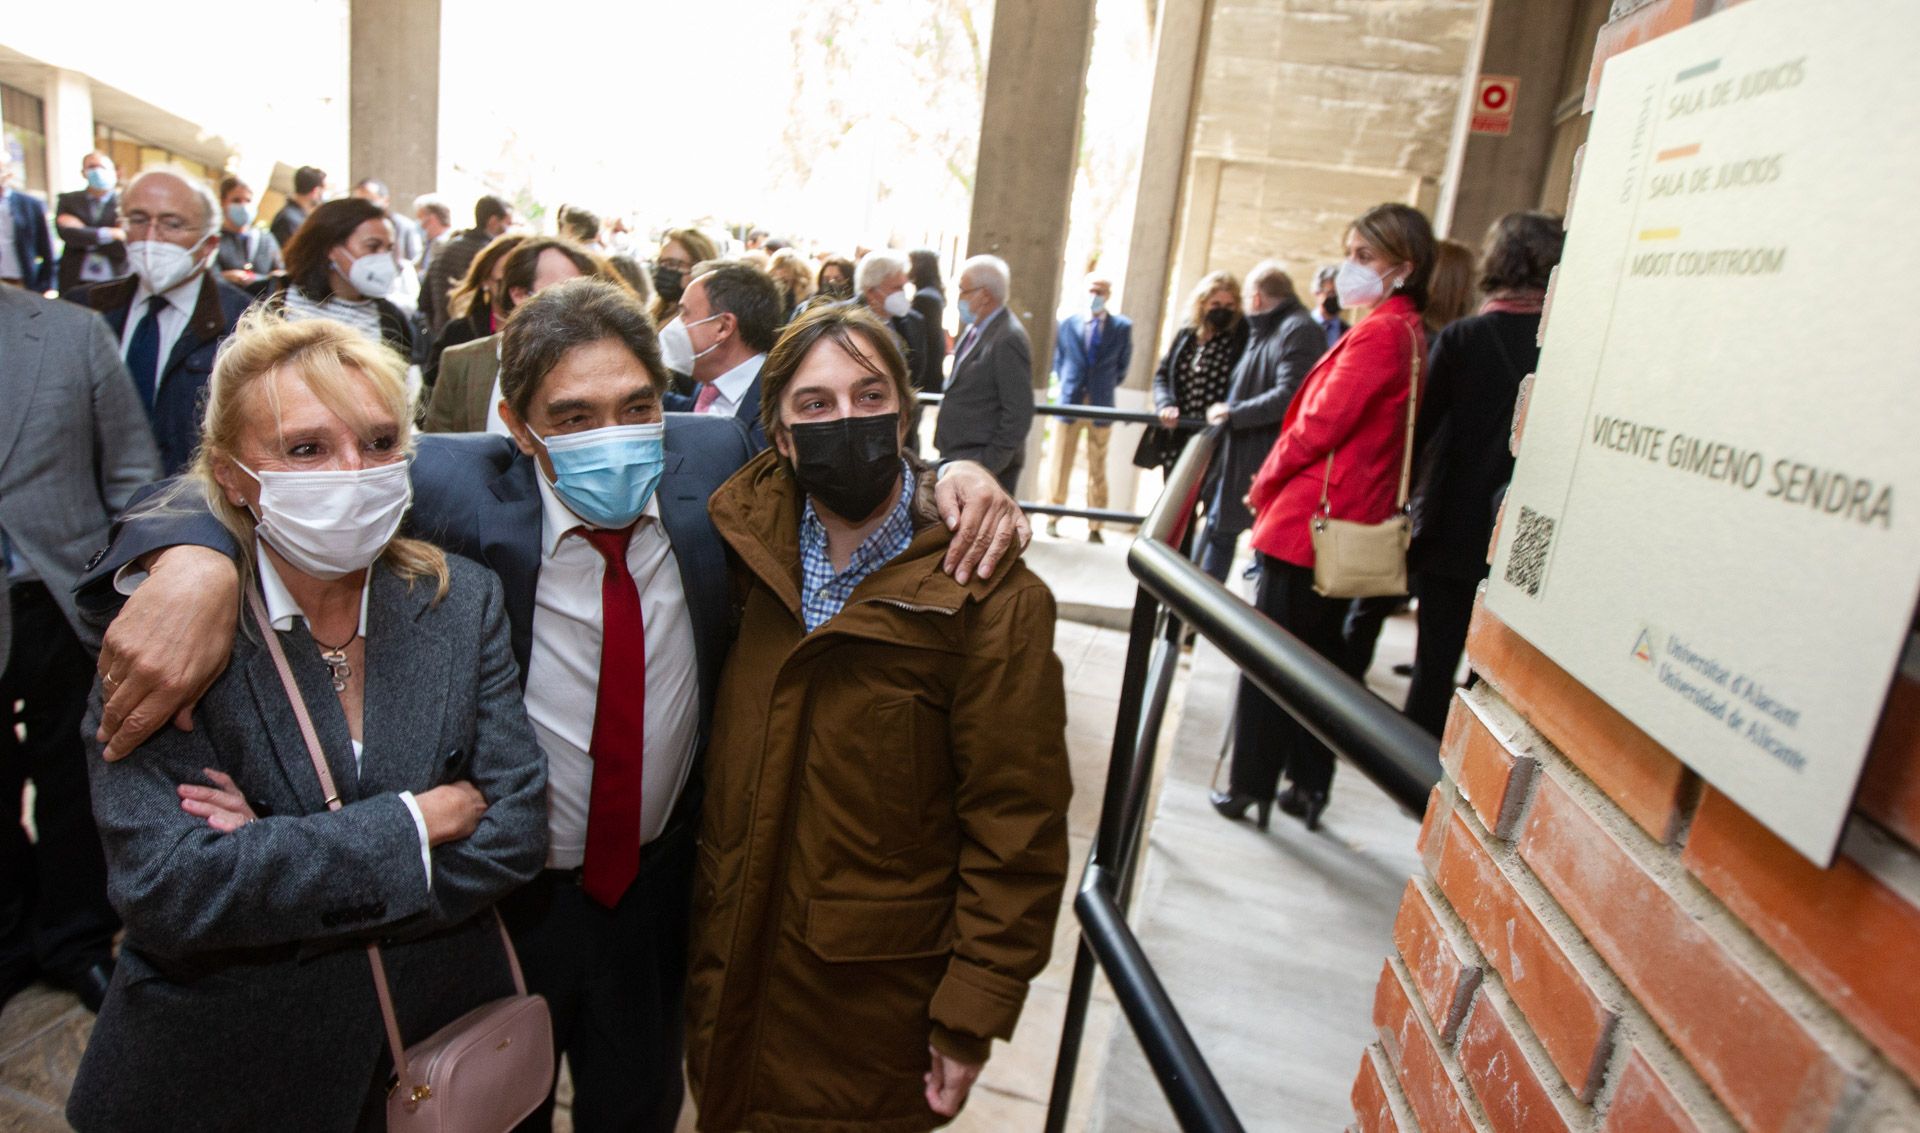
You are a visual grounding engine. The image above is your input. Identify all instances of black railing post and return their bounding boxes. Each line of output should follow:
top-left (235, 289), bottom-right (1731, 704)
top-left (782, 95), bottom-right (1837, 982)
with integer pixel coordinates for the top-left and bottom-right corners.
top-left (1039, 417), bottom-right (1441, 1133)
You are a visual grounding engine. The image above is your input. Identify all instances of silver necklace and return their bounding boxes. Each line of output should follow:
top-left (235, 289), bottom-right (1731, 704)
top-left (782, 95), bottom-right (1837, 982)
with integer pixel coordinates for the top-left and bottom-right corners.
top-left (312, 627), bottom-right (357, 693)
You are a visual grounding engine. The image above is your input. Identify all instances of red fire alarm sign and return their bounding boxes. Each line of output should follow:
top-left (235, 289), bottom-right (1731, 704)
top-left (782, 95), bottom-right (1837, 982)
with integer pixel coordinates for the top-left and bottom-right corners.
top-left (1471, 75), bottom-right (1518, 135)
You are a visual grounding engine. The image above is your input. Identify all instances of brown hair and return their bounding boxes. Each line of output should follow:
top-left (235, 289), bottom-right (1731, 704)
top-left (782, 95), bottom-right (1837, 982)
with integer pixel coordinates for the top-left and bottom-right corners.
top-left (496, 237), bottom-right (626, 317)
top-left (181, 309), bottom-right (447, 605)
top-left (757, 303), bottom-right (911, 455)
top-left (816, 256), bottom-right (855, 294)
top-left (447, 233), bottom-right (527, 320)
top-left (1349, 202), bottom-right (1437, 311)
top-left (1424, 239), bottom-right (1479, 333)
top-left (1479, 211), bottom-right (1565, 294)
top-left (650, 227), bottom-right (721, 325)
top-left (281, 198), bottom-right (392, 300)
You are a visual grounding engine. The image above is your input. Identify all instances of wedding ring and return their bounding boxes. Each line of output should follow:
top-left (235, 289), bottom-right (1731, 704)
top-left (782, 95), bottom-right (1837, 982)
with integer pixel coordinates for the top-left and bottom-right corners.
top-left (101, 673), bottom-right (119, 693)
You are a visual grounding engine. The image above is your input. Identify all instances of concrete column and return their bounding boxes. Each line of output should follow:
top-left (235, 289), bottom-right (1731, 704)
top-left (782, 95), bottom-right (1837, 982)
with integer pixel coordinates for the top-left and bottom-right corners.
top-left (967, 0), bottom-right (1097, 499)
top-left (349, 0), bottom-right (441, 207)
top-left (1435, 0), bottom-right (1580, 242)
top-left (41, 69), bottom-right (95, 195)
top-left (1106, 0), bottom-right (1217, 515)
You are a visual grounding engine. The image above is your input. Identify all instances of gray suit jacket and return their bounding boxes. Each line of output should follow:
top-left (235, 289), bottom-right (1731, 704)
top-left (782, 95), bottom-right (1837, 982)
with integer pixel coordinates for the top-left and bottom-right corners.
top-left (933, 307), bottom-right (1034, 477)
top-left (69, 556), bottom-right (548, 1132)
top-left (422, 332), bottom-right (501, 434)
top-left (0, 286), bottom-right (161, 649)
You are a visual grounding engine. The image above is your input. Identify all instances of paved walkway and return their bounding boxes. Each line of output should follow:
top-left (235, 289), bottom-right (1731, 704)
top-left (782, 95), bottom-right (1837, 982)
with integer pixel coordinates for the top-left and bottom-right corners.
top-left (1084, 600), bottom-right (1426, 1132)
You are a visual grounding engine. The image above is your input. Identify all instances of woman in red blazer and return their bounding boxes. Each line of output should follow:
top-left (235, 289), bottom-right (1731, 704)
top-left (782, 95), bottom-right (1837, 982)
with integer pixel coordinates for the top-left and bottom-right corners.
top-left (1213, 203), bottom-right (1436, 831)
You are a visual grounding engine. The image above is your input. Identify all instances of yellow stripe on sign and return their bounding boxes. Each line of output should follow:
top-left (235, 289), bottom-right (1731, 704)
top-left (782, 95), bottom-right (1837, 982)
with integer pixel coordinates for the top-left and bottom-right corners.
top-left (1638, 228), bottom-right (1682, 242)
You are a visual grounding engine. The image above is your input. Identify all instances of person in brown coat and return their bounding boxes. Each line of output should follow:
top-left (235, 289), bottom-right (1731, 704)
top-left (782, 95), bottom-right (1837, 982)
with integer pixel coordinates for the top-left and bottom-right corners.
top-left (686, 304), bottom-right (1072, 1131)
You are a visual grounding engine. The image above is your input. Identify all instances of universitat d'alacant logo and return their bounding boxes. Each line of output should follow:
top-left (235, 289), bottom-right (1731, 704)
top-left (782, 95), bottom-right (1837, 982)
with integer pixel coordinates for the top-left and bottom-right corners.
top-left (1630, 627), bottom-right (1656, 667)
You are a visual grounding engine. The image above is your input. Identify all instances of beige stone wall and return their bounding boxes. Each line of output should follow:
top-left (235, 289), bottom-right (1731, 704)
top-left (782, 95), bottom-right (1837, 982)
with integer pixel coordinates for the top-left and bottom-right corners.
top-left (1167, 0), bottom-right (1481, 338)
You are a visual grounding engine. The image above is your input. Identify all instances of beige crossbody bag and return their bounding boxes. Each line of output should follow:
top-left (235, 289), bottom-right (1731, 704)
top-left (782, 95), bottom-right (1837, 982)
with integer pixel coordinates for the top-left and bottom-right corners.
top-left (1308, 320), bottom-right (1421, 599)
top-left (245, 588), bottom-right (554, 1133)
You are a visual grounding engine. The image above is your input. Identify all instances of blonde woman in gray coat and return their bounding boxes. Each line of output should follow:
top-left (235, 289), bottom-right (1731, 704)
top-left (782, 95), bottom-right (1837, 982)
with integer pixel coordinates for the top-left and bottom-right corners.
top-left (71, 314), bottom-right (547, 1132)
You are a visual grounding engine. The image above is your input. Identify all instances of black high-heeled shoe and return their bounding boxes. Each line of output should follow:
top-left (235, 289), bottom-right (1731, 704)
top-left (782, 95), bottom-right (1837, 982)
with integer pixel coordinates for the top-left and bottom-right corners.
top-left (1210, 790), bottom-right (1273, 831)
top-left (1277, 785), bottom-right (1330, 831)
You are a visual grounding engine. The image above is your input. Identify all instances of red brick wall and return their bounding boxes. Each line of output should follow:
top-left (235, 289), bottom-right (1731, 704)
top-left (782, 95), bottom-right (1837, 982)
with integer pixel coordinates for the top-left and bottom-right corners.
top-left (1352, 4), bottom-right (1920, 1131)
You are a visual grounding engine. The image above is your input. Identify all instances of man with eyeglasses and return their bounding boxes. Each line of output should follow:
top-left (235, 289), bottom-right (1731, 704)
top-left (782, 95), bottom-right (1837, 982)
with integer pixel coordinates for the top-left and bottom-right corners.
top-left (66, 167), bottom-right (252, 475)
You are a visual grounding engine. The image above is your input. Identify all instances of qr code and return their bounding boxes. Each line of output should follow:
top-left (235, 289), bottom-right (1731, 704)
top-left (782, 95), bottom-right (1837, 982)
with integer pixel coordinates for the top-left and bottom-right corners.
top-left (1504, 506), bottom-right (1555, 597)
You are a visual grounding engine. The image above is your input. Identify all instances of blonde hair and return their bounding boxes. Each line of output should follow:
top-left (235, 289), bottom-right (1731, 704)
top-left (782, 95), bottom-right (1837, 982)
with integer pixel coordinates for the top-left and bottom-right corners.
top-left (768, 247), bottom-right (816, 303)
top-left (1186, 269), bottom-right (1242, 339)
top-left (187, 309), bottom-right (448, 605)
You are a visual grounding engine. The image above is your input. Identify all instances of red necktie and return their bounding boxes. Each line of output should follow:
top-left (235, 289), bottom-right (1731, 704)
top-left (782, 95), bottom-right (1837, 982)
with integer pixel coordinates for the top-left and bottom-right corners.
top-left (579, 525), bottom-right (646, 907)
top-left (693, 382), bottom-right (722, 413)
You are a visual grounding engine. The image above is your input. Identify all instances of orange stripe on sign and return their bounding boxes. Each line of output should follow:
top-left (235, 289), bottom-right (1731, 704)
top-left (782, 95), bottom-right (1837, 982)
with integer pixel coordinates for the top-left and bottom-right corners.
top-left (1656, 143), bottom-right (1701, 162)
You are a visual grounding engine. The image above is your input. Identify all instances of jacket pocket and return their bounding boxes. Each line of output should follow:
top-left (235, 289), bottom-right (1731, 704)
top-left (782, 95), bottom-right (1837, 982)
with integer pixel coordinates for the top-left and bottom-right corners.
top-left (804, 896), bottom-right (953, 963)
top-left (811, 697), bottom-right (924, 858)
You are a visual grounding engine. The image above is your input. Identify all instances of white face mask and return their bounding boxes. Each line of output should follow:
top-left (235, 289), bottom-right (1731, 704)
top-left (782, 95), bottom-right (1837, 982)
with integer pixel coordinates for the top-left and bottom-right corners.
top-left (1335, 259), bottom-right (1397, 310)
top-left (882, 288), bottom-right (912, 319)
top-left (339, 251), bottom-right (399, 299)
top-left (236, 459), bottom-right (413, 580)
top-left (657, 313), bottom-right (724, 375)
top-left (128, 239), bottom-right (208, 294)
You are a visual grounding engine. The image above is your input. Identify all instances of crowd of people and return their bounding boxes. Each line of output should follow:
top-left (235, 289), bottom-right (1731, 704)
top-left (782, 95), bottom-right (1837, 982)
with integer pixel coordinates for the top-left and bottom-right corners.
top-left (0, 145), bottom-right (1561, 1129)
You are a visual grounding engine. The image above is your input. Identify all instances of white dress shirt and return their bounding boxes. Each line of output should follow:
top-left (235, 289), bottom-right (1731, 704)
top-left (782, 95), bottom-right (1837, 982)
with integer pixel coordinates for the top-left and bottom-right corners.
top-left (527, 471), bottom-right (701, 869)
top-left (254, 545), bottom-right (434, 885)
top-left (695, 352), bottom-right (766, 418)
top-left (117, 271), bottom-right (207, 394)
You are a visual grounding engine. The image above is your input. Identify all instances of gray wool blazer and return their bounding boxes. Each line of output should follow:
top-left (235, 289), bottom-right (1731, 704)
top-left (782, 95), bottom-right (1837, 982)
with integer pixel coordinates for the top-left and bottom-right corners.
top-left (0, 285), bottom-right (161, 651)
top-left (69, 555), bottom-right (548, 1133)
top-left (933, 307), bottom-right (1035, 477)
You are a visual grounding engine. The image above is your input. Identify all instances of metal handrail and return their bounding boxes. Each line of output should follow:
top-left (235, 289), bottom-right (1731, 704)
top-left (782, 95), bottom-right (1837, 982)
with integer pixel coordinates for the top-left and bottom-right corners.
top-left (916, 390), bottom-right (1205, 429)
top-left (1042, 424), bottom-right (1442, 1132)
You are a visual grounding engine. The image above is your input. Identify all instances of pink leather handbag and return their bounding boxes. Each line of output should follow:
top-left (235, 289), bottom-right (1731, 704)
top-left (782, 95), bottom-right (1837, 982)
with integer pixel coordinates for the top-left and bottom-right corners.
top-left (247, 590), bottom-right (555, 1132)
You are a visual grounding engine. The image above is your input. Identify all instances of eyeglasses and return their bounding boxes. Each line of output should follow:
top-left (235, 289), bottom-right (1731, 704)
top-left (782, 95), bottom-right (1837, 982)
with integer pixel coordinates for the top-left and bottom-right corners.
top-left (656, 257), bottom-right (692, 274)
top-left (123, 213), bottom-right (208, 238)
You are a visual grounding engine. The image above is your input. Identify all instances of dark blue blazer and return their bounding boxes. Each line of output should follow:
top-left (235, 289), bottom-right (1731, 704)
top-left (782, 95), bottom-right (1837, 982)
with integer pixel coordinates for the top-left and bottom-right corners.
top-left (72, 273), bottom-right (251, 476)
top-left (662, 372), bottom-right (767, 454)
top-left (6, 191), bottom-right (55, 292)
top-left (75, 413), bottom-right (754, 734)
top-left (1052, 311), bottom-right (1133, 406)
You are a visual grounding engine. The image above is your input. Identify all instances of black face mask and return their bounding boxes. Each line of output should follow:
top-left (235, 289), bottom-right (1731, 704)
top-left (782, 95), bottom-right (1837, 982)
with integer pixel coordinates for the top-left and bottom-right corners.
top-left (1321, 294), bottom-right (1341, 317)
top-left (821, 278), bottom-right (852, 300)
top-left (653, 265), bottom-right (686, 303)
top-left (788, 412), bottom-right (903, 523)
top-left (1205, 307), bottom-right (1234, 330)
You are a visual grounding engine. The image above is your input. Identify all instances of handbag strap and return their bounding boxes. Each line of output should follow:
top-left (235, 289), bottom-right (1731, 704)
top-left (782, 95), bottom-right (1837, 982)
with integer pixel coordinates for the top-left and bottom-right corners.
top-left (1394, 317), bottom-right (1422, 510)
top-left (242, 588), bottom-right (529, 1096)
top-left (1315, 315), bottom-right (1423, 515)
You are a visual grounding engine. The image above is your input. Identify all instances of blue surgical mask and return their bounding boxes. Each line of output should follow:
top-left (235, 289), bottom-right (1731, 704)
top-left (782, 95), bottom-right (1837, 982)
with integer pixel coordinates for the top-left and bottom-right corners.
top-left (1089, 293), bottom-right (1107, 314)
top-left (85, 167), bottom-right (112, 192)
top-left (225, 202), bottom-right (255, 229)
top-left (538, 422), bottom-right (666, 529)
top-left (955, 296), bottom-right (977, 328)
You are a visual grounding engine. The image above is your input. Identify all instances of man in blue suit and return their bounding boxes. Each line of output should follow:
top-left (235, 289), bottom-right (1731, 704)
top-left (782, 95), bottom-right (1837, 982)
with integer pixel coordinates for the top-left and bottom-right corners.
top-left (70, 168), bottom-right (251, 475)
top-left (76, 279), bottom-right (1026, 1133)
top-left (659, 260), bottom-right (774, 452)
top-left (0, 160), bottom-right (55, 293)
top-left (1048, 273), bottom-right (1132, 541)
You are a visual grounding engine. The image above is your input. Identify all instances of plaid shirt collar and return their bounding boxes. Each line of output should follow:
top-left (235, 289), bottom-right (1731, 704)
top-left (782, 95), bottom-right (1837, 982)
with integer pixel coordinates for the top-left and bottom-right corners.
top-left (798, 461), bottom-right (917, 633)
